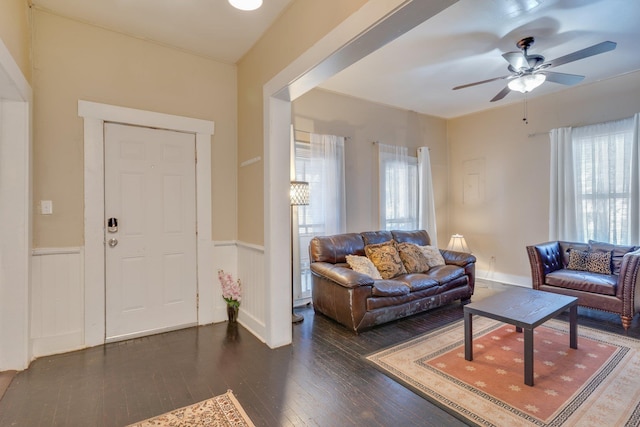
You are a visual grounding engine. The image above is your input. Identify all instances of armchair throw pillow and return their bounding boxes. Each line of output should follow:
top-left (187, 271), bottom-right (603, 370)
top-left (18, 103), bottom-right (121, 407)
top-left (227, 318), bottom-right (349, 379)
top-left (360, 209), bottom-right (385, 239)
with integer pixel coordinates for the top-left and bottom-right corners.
top-left (567, 249), bottom-right (612, 275)
top-left (365, 240), bottom-right (407, 279)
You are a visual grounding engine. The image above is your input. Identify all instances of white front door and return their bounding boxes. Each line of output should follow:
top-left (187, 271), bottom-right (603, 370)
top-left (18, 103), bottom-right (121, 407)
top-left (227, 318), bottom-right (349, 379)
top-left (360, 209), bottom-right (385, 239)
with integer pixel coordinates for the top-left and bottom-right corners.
top-left (104, 123), bottom-right (197, 342)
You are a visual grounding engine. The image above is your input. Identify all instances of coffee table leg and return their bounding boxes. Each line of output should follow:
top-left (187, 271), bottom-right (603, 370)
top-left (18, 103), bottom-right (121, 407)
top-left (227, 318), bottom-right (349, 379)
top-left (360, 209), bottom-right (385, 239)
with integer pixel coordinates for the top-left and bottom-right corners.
top-left (524, 328), bottom-right (534, 386)
top-left (569, 305), bottom-right (578, 349)
top-left (464, 310), bottom-right (473, 361)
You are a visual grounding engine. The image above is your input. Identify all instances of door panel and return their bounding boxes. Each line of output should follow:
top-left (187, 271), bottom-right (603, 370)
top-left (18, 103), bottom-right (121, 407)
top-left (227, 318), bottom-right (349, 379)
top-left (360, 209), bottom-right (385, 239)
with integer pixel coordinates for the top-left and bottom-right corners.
top-left (105, 123), bottom-right (197, 341)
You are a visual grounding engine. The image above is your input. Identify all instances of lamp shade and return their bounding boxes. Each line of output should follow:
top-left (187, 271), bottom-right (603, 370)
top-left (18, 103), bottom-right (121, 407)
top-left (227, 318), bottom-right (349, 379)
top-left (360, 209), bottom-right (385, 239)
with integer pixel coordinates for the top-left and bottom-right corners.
top-left (507, 73), bottom-right (546, 93)
top-left (228, 0), bottom-right (262, 11)
top-left (290, 181), bottom-right (310, 206)
top-left (447, 234), bottom-right (470, 253)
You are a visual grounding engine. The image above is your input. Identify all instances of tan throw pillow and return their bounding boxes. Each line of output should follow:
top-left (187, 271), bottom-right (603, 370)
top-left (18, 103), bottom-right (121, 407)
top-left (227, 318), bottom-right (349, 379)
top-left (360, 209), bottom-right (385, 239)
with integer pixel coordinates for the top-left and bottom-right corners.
top-left (365, 240), bottom-right (407, 279)
top-left (345, 255), bottom-right (382, 280)
top-left (419, 245), bottom-right (445, 267)
top-left (585, 251), bottom-right (612, 275)
top-left (396, 242), bottom-right (430, 274)
top-left (567, 249), bottom-right (588, 271)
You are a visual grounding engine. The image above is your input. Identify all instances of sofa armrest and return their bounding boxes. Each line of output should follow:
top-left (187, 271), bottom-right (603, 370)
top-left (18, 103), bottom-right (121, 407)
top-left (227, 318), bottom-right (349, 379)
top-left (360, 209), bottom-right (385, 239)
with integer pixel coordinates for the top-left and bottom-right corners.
top-left (310, 262), bottom-right (375, 289)
top-left (441, 249), bottom-right (476, 267)
top-left (617, 249), bottom-right (640, 314)
top-left (526, 241), bottom-right (563, 290)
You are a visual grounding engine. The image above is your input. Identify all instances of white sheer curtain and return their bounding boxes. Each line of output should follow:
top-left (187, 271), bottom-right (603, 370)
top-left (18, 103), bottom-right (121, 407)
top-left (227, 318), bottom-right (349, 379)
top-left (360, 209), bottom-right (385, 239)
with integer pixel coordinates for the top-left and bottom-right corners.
top-left (550, 113), bottom-right (640, 244)
top-left (549, 127), bottom-right (578, 241)
top-left (417, 147), bottom-right (438, 247)
top-left (378, 143), bottom-right (416, 230)
top-left (310, 133), bottom-right (346, 236)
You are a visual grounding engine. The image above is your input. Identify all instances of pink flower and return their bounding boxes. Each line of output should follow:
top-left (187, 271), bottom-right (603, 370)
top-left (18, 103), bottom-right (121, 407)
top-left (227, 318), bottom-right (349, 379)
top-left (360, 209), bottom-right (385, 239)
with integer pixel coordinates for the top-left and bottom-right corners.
top-left (218, 269), bottom-right (242, 308)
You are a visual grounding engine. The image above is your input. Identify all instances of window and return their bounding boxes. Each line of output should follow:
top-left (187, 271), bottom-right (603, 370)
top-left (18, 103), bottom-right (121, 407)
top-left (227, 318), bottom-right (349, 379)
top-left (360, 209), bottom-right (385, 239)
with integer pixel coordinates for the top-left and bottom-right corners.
top-left (293, 142), bottom-right (314, 303)
top-left (379, 144), bottom-right (418, 230)
top-left (573, 122), bottom-right (634, 244)
top-left (550, 114), bottom-right (639, 245)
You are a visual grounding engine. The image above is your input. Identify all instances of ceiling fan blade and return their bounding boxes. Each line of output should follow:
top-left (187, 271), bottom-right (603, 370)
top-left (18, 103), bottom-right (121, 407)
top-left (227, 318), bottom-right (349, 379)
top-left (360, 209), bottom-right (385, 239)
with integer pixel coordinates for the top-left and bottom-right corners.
top-left (545, 41), bottom-right (616, 69)
top-left (502, 51), bottom-right (528, 70)
top-left (541, 71), bottom-right (585, 85)
top-left (490, 86), bottom-right (511, 102)
top-left (453, 75), bottom-right (511, 90)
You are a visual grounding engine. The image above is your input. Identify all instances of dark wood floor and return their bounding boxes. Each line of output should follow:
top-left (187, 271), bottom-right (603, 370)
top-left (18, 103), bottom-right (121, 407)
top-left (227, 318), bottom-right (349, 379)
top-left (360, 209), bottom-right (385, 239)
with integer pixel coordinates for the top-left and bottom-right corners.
top-left (1, 284), bottom-right (639, 427)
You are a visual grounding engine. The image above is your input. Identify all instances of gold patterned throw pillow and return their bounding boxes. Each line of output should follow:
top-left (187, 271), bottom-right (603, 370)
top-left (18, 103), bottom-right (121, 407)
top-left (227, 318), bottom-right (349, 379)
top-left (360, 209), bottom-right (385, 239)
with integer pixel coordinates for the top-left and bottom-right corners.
top-left (396, 242), bottom-right (430, 274)
top-left (419, 245), bottom-right (446, 267)
top-left (365, 240), bottom-right (407, 279)
top-left (345, 255), bottom-right (383, 279)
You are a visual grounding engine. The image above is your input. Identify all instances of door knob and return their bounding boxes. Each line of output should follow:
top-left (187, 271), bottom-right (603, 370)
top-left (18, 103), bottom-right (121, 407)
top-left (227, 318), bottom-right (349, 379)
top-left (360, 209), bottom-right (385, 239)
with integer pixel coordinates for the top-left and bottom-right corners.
top-left (108, 238), bottom-right (118, 247)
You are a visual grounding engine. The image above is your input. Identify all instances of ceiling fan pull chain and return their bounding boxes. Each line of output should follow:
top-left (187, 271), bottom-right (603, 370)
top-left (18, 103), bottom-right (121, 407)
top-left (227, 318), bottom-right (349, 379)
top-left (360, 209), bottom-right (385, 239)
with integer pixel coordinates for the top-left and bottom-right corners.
top-left (523, 95), bottom-right (529, 125)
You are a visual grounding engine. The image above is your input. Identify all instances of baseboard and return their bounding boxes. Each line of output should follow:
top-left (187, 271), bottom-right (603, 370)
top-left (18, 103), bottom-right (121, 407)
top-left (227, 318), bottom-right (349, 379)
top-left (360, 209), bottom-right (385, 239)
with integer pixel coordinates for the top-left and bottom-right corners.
top-left (31, 331), bottom-right (84, 359)
top-left (476, 270), bottom-right (531, 288)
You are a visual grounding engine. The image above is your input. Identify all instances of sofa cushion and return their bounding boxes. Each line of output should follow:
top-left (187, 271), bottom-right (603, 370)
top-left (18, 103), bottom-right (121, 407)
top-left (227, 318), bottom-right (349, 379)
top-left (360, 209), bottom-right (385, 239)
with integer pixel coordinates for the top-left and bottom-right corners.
top-left (371, 280), bottom-right (411, 297)
top-left (394, 274), bottom-right (438, 291)
top-left (396, 242), bottom-right (430, 273)
top-left (309, 233), bottom-right (365, 264)
top-left (361, 230), bottom-right (394, 246)
top-left (589, 240), bottom-right (636, 275)
top-left (419, 245), bottom-right (446, 267)
top-left (345, 255), bottom-right (382, 279)
top-left (391, 230), bottom-right (431, 246)
top-left (422, 264), bottom-right (465, 284)
top-left (365, 240), bottom-right (407, 279)
top-left (546, 269), bottom-right (617, 296)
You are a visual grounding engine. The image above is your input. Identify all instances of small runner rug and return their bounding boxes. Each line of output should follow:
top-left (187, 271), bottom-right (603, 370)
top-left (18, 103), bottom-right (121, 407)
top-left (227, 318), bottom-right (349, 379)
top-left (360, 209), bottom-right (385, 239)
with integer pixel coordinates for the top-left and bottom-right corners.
top-left (367, 317), bottom-right (640, 427)
top-left (127, 390), bottom-right (255, 427)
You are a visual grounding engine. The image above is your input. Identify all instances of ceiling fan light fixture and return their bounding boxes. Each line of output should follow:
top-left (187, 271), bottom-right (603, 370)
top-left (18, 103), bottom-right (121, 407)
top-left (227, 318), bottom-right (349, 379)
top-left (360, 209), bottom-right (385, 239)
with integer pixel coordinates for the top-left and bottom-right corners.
top-left (228, 0), bottom-right (263, 11)
top-left (508, 73), bottom-right (546, 93)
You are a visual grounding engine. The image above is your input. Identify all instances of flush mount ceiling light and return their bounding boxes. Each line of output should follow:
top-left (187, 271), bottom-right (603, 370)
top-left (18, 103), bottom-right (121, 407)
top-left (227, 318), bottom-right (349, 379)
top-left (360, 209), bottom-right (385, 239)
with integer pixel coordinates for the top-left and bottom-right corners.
top-left (228, 0), bottom-right (263, 11)
top-left (507, 73), bottom-right (546, 93)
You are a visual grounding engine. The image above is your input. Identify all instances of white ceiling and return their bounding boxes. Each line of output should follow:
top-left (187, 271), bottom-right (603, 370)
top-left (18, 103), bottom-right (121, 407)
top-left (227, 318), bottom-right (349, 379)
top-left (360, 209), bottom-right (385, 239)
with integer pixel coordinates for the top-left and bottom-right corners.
top-left (321, 0), bottom-right (640, 118)
top-left (30, 0), bottom-right (640, 119)
top-left (31, 0), bottom-right (294, 64)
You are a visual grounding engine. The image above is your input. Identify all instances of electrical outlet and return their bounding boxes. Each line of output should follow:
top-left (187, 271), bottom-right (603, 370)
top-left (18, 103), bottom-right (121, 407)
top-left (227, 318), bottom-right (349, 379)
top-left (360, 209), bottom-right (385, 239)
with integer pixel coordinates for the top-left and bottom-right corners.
top-left (41, 200), bottom-right (53, 215)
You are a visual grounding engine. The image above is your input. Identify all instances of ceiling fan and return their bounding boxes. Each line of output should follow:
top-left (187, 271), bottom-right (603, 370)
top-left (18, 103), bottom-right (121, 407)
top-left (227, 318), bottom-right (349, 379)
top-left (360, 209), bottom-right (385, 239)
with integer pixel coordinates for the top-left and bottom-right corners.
top-left (452, 36), bottom-right (617, 102)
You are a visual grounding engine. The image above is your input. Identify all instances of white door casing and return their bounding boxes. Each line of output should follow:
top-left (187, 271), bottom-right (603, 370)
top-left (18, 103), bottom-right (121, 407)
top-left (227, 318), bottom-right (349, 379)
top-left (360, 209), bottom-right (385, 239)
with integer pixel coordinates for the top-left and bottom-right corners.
top-left (104, 123), bottom-right (197, 342)
top-left (80, 101), bottom-right (214, 347)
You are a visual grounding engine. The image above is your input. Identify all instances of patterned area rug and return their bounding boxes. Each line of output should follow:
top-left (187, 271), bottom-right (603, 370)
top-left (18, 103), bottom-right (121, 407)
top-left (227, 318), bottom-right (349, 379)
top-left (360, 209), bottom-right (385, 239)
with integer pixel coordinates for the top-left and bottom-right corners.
top-left (128, 390), bottom-right (255, 427)
top-left (367, 317), bottom-right (640, 426)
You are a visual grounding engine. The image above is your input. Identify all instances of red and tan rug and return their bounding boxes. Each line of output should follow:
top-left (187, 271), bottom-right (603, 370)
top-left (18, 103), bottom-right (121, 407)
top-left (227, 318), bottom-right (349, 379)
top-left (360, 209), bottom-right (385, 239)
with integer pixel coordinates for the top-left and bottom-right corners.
top-left (127, 390), bottom-right (255, 427)
top-left (367, 317), bottom-right (640, 426)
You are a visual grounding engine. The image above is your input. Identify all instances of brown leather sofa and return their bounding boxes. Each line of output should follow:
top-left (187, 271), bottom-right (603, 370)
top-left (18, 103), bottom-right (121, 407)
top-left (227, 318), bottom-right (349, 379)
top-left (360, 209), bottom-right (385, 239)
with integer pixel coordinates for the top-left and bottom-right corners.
top-left (527, 240), bottom-right (640, 330)
top-left (309, 230), bottom-right (476, 332)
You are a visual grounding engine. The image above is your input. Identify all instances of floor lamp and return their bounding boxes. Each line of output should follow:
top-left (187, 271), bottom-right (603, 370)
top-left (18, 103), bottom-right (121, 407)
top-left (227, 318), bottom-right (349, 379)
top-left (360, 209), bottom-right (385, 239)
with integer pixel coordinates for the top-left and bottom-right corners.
top-left (290, 181), bottom-right (310, 323)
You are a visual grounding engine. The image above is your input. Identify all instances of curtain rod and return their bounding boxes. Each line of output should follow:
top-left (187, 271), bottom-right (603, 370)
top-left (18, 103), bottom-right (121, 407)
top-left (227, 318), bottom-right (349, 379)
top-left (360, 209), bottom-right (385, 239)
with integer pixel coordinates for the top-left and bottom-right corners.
top-left (294, 128), bottom-right (351, 140)
top-left (372, 141), bottom-right (430, 150)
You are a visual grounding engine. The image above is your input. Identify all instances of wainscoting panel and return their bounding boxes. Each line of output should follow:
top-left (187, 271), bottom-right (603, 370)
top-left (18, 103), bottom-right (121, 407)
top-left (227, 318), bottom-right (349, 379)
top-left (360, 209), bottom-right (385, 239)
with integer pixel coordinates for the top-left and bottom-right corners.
top-left (31, 248), bottom-right (84, 358)
top-left (236, 242), bottom-right (266, 341)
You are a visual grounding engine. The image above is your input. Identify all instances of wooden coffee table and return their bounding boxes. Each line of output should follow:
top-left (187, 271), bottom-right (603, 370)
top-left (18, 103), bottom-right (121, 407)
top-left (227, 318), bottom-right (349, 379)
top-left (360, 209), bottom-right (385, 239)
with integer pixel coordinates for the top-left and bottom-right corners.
top-left (464, 287), bottom-right (578, 386)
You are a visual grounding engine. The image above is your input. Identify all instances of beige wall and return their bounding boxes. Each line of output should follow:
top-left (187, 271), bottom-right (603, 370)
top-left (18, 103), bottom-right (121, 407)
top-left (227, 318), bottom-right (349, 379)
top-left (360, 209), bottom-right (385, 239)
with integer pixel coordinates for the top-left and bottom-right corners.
top-left (32, 9), bottom-right (237, 247)
top-left (236, 0), bottom-right (369, 245)
top-left (293, 89), bottom-right (449, 240)
top-left (0, 0), bottom-right (31, 82)
top-left (447, 70), bottom-right (640, 284)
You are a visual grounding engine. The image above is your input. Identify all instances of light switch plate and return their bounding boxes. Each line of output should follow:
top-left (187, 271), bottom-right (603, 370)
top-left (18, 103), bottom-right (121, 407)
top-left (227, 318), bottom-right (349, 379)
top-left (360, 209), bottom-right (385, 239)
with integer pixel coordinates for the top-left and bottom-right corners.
top-left (41, 200), bottom-right (53, 215)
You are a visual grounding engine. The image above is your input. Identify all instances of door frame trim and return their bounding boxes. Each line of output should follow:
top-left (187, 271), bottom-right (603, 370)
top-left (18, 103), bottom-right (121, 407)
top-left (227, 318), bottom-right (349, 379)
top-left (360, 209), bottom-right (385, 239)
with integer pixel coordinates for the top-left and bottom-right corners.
top-left (79, 101), bottom-right (214, 347)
